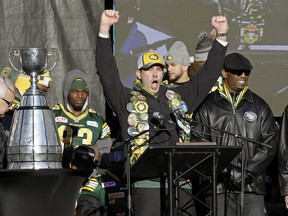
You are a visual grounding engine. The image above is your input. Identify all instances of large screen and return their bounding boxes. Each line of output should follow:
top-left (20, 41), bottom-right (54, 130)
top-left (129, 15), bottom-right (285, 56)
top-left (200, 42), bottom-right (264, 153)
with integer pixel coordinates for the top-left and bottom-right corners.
top-left (114, 0), bottom-right (288, 116)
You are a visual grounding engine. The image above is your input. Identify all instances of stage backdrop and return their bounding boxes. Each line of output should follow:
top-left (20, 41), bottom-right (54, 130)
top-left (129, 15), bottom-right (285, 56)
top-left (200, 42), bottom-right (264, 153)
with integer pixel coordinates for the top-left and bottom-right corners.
top-left (1, 0), bottom-right (287, 117)
top-left (114, 0), bottom-right (288, 117)
top-left (0, 0), bottom-right (106, 116)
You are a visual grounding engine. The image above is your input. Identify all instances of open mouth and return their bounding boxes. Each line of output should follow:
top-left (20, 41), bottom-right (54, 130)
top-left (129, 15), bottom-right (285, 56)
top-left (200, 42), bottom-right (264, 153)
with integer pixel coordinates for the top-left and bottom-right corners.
top-left (151, 80), bottom-right (159, 90)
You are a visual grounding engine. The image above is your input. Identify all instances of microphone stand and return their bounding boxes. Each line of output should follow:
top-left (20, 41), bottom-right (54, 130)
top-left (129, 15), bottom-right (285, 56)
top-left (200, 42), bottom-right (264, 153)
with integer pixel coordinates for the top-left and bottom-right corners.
top-left (186, 117), bottom-right (271, 148)
top-left (124, 124), bottom-right (176, 216)
top-left (182, 117), bottom-right (272, 216)
top-left (122, 128), bottom-right (153, 216)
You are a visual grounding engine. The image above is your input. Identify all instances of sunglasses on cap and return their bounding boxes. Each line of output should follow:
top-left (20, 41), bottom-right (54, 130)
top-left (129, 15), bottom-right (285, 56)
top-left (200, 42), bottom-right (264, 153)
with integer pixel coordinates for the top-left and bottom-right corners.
top-left (228, 70), bottom-right (251, 76)
top-left (0, 97), bottom-right (13, 108)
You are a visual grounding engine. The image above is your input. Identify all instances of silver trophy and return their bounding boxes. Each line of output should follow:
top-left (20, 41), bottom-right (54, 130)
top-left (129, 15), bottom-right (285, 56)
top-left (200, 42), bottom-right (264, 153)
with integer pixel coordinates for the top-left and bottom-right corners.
top-left (6, 48), bottom-right (63, 169)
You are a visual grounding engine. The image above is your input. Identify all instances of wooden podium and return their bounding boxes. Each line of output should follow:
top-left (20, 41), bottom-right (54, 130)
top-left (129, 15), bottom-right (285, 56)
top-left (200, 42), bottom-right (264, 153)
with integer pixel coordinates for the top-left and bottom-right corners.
top-left (130, 144), bottom-right (242, 216)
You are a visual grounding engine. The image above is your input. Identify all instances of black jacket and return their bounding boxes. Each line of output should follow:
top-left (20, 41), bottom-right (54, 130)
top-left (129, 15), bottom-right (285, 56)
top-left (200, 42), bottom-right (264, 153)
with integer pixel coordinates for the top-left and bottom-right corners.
top-left (192, 89), bottom-right (278, 194)
top-left (278, 105), bottom-right (288, 196)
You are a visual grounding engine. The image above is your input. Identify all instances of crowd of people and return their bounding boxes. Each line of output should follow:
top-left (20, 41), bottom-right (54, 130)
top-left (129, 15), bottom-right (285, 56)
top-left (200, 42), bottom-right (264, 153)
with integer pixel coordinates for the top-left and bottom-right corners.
top-left (0, 8), bottom-right (287, 216)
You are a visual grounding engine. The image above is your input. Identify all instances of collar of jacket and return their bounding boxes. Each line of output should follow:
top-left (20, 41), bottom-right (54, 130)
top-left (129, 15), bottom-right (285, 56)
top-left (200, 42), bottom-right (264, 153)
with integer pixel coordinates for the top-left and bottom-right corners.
top-left (214, 88), bottom-right (254, 104)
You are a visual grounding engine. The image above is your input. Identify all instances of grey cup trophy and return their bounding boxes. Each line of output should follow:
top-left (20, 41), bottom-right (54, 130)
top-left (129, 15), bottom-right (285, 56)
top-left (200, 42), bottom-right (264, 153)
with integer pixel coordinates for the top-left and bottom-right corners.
top-left (6, 48), bottom-right (63, 169)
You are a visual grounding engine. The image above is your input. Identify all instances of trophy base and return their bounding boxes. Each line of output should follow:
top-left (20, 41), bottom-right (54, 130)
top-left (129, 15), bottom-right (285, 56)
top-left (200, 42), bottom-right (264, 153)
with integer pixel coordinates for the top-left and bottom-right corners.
top-left (7, 162), bottom-right (62, 169)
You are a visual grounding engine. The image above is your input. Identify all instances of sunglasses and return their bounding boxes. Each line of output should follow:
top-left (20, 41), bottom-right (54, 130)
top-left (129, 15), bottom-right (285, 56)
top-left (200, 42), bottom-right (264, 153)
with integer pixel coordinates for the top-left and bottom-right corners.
top-left (1, 77), bottom-right (17, 108)
top-left (0, 97), bottom-right (13, 108)
top-left (228, 70), bottom-right (251, 76)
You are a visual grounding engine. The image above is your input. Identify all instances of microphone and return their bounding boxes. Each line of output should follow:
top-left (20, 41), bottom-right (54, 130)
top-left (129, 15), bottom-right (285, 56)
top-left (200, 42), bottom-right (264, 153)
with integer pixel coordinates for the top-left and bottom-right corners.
top-left (171, 107), bottom-right (198, 128)
top-left (152, 112), bottom-right (176, 126)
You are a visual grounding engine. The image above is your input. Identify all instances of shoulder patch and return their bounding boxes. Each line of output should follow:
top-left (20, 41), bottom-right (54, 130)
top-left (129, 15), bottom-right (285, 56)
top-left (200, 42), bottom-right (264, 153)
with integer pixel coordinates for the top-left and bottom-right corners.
top-left (52, 104), bottom-right (60, 110)
top-left (82, 177), bottom-right (100, 192)
top-left (89, 108), bottom-right (97, 114)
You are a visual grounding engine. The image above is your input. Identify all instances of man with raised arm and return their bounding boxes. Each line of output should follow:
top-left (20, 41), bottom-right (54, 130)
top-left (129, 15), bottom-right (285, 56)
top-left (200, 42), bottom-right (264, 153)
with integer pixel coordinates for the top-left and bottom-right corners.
top-left (96, 9), bottom-right (229, 216)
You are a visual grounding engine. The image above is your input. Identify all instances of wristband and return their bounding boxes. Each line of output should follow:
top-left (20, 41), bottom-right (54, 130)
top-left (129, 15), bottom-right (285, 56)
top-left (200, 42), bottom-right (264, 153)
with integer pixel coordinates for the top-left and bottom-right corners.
top-left (216, 32), bottom-right (228, 37)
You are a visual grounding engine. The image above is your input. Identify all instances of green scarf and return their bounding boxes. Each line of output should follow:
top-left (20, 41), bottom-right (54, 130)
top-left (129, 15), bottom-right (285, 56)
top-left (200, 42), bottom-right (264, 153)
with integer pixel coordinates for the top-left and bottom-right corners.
top-left (218, 81), bottom-right (248, 109)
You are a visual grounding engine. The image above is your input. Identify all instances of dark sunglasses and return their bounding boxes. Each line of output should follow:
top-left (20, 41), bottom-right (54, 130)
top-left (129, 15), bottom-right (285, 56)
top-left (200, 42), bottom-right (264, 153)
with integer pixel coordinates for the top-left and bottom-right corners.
top-left (229, 70), bottom-right (251, 76)
top-left (0, 97), bottom-right (13, 107)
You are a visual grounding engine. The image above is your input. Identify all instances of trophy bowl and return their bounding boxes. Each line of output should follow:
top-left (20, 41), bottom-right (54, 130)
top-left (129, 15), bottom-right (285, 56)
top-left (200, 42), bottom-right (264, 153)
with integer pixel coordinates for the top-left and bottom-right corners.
top-left (20, 48), bottom-right (48, 76)
top-left (9, 48), bottom-right (58, 77)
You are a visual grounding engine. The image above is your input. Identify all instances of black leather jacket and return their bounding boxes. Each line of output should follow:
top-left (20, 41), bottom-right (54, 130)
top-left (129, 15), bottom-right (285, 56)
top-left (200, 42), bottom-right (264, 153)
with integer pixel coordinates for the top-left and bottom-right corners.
top-left (192, 89), bottom-right (278, 195)
top-left (278, 105), bottom-right (288, 197)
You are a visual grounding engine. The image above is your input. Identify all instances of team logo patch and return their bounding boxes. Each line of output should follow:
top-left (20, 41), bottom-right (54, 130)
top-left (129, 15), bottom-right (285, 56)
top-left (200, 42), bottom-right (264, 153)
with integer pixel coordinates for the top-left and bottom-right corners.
top-left (102, 181), bottom-right (116, 188)
top-left (135, 101), bottom-right (148, 113)
top-left (149, 53), bottom-right (159, 60)
top-left (166, 55), bottom-right (173, 60)
top-left (244, 111), bottom-right (257, 122)
top-left (87, 121), bottom-right (99, 127)
top-left (55, 116), bottom-right (68, 123)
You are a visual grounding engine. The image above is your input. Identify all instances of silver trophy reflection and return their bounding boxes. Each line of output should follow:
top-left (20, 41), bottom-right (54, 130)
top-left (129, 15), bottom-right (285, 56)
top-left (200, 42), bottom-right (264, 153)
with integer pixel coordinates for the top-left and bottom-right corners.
top-left (6, 48), bottom-right (62, 169)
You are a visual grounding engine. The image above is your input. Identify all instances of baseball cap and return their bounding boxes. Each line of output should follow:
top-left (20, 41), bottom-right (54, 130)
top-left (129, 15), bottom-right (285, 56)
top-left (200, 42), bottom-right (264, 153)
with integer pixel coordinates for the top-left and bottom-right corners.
top-left (137, 51), bottom-right (165, 70)
top-left (224, 53), bottom-right (253, 71)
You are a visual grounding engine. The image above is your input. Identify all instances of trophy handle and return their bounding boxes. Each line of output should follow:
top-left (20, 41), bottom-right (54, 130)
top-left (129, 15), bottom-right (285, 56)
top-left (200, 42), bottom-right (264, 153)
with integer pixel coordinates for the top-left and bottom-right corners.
top-left (8, 49), bottom-right (22, 73)
top-left (46, 48), bottom-right (59, 71)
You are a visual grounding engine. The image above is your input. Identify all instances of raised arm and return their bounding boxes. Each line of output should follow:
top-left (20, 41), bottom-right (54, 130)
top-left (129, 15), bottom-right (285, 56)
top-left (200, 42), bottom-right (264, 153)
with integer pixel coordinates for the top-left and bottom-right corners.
top-left (211, 15), bottom-right (229, 42)
top-left (96, 10), bottom-right (130, 118)
top-left (99, 10), bottom-right (120, 36)
top-left (178, 15), bottom-right (229, 113)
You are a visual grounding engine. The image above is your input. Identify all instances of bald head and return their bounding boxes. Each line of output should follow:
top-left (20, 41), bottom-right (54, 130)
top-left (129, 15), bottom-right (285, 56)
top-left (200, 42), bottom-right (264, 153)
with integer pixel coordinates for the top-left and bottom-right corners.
top-left (0, 77), bottom-right (15, 117)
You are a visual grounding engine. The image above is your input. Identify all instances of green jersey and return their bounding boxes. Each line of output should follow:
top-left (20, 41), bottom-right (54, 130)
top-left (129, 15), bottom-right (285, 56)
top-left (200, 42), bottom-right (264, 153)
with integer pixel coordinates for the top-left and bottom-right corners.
top-left (52, 104), bottom-right (110, 147)
top-left (77, 174), bottom-right (128, 215)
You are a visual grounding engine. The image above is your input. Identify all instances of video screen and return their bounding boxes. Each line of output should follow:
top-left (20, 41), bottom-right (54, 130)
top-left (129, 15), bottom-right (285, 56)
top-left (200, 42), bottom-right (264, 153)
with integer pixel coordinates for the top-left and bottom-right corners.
top-left (114, 0), bottom-right (288, 116)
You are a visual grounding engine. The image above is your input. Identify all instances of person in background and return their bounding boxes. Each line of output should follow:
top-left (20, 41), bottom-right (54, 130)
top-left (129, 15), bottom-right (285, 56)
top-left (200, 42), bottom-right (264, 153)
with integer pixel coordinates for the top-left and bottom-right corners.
top-left (191, 53), bottom-right (278, 216)
top-left (189, 31), bottom-right (222, 93)
top-left (73, 141), bottom-right (128, 216)
top-left (1, 66), bottom-right (52, 95)
top-left (0, 76), bottom-right (15, 169)
top-left (52, 69), bottom-right (112, 168)
top-left (1, 67), bottom-right (52, 132)
top-left (278, 105), bottom-right (288, 212)
top-left (165, 40), bottom-right (191, 85)
top-left (96, 9), bottom-right (228, 216)
top-left (189, 31), bottom-right (214, 78)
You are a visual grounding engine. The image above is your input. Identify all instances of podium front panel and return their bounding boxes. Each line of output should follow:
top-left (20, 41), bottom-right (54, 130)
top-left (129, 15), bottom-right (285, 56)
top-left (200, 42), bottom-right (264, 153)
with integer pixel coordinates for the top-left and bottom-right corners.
top-left (130, 145), bottom-right (242, 180)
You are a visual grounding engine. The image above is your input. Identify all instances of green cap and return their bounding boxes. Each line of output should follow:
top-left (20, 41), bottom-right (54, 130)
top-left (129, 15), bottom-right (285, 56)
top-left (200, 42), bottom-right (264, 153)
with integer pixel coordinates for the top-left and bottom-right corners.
top-left (69, 78), bottom-right (88, 92)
